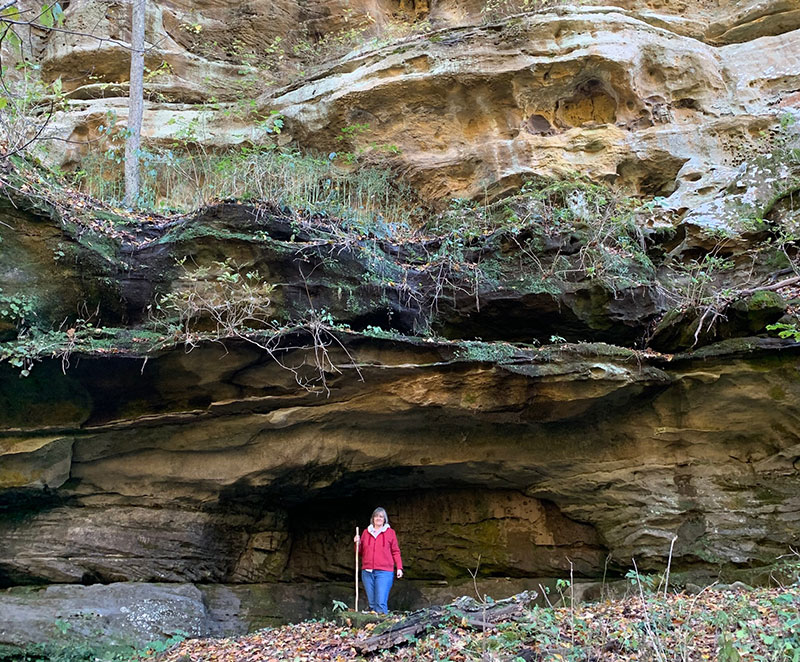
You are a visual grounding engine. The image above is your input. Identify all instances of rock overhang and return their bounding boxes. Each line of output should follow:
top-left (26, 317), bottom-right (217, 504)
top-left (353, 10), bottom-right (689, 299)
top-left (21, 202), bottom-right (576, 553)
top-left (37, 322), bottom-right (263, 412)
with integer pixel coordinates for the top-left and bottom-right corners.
top-left (2, 0), bottom-right (800, 634)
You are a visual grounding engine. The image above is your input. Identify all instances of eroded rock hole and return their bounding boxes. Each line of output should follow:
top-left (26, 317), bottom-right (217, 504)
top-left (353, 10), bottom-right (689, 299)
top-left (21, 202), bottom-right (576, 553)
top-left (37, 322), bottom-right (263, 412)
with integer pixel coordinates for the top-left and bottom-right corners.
top-left (555, 79), bottom-right (617, 127)
top-left (674, 98), bottom-right (700, 110)
top-left (524, 114), bottom-right (556, 136)
top-left (616, 155), bottom-right (688, 196)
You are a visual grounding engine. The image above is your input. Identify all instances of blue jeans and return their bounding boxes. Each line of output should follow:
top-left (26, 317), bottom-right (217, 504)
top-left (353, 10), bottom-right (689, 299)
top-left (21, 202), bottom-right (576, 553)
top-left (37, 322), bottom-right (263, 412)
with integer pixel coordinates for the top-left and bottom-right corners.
top-left (361, 569), bottom-right (394, 613)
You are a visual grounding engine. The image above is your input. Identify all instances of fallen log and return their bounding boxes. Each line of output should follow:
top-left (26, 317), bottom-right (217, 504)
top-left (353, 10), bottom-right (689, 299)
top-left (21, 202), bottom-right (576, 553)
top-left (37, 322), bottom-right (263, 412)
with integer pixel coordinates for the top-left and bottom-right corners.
top-left (355, 590), bottom-right (537, 653)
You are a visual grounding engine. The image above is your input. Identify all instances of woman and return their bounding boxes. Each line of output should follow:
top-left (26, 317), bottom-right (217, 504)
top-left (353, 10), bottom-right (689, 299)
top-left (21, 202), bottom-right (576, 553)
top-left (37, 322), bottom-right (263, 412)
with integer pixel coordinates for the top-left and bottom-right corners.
top-left (354, 507), bottom-right (403, 614)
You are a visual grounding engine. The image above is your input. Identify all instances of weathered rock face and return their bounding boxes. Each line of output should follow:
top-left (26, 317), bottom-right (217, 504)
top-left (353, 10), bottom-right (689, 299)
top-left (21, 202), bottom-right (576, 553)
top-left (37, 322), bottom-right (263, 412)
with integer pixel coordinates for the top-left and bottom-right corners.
top-left (265, 7), bottom-right (800, 202)
top-left (0, 583), bottom-right (212, 647)
top-left (2, 321), bottom-right (800, 590)
top-left (27, 0), bottom-right (800, 210)
top-left (2, 0), bottom-right (800, 646)
top-left (1, 182), bottom-right (799, 639)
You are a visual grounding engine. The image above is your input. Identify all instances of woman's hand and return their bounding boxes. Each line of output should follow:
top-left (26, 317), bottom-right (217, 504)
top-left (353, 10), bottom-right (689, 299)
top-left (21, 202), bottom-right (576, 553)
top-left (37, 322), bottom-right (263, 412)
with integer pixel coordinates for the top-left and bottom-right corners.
top-left (354, 534), bottom-right (360, 543)
top-left (396, 569), bottom-right (403, 579)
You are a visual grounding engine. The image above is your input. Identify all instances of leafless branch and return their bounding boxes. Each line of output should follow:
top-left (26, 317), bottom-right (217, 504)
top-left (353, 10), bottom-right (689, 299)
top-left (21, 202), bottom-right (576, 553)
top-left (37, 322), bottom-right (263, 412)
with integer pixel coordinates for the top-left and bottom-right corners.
top-left (0, 16), bottom-right (148, 53)
top-left (632, 558), bottom-right (667, 662)
top-left (738, 275), bottom-right (800, 296)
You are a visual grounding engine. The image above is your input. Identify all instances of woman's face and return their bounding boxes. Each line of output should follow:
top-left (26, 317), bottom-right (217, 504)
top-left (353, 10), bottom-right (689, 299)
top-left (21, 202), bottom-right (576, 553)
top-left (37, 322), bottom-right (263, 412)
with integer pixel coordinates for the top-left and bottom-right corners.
top-left (372, 512), bottom-right (385, 528)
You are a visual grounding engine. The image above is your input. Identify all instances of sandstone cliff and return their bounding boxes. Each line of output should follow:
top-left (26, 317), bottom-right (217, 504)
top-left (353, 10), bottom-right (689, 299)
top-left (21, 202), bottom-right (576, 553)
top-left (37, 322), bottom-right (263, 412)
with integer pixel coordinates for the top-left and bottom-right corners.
top-left (1, 0), bottom-right (800, 646)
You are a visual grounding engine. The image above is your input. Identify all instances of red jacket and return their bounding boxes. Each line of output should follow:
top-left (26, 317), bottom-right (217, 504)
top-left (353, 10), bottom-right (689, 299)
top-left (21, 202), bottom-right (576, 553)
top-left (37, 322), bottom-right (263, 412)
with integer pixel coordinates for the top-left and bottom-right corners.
top-left (358, 526), bottom-right (403, 572)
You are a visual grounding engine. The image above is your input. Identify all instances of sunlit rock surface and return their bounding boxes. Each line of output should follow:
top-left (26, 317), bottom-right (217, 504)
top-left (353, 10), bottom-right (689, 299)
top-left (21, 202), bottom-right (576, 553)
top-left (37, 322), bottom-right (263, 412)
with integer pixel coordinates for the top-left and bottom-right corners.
top-left (265, 8), bottom-right (800, 200)
top-left (28, 0), bottom-right (800, 207)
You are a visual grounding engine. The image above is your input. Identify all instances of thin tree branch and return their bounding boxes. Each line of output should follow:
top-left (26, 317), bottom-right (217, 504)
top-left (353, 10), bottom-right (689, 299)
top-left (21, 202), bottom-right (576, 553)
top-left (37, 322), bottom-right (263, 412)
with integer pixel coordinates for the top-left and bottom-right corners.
top-left (0, 16), bottom-right (154, 53)
top-left (0, 100), bottom-right (54, 159)
top-left (738, 275), bottom-right (800, 296)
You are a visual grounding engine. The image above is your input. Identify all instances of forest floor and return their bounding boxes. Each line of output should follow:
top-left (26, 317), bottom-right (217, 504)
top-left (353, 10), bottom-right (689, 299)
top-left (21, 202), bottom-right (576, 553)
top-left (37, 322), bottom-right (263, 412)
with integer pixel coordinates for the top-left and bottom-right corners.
top-left (151, 583), bottom-right (800, 662)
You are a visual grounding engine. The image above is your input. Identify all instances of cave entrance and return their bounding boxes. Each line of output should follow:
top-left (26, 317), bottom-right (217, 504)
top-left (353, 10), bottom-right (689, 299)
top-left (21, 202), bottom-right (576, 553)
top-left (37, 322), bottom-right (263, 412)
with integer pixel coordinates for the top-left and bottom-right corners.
top-left (232, 487), bottom-right (609, 589)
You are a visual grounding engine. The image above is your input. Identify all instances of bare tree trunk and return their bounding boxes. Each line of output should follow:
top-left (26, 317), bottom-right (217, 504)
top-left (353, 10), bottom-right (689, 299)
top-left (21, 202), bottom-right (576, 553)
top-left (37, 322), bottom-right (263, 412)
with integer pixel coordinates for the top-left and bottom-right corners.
top-left (124, 0), bottom-right (145, 207)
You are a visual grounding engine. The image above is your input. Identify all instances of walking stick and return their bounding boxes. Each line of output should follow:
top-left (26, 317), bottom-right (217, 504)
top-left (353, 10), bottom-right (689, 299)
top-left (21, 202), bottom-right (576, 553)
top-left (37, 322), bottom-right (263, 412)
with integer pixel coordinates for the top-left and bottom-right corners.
top-left (355, 526), bottom-right (360, 612)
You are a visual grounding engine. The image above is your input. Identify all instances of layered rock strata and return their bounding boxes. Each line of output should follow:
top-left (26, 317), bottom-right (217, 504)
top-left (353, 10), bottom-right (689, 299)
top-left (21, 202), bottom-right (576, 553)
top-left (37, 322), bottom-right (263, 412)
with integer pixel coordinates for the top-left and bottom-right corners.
top-left (1, 0), bottom-right (800, 646)
top-left (267, 6), bottom-right (800, 202)
top-left (24, 0), bottom-right (800, 214)
top-left (3, 328), bottom-right (800, 589)
top-left (1, 187), bottom-right (798, 599)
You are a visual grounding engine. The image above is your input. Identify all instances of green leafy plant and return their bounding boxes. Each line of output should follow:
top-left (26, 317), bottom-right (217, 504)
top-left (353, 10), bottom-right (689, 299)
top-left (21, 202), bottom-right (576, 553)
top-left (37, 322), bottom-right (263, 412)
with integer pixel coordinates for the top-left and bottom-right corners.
top-left (363, 325), bottom-right (405, 341)
top-left (0, 288), bottom-right (37, 329)
top-left (625, 568), bottom-right (657, 592)
top-left (767, 322), bottom-right (800, 341)
top-left (454, 340), bottom-right (518, 363)
top-left (0, 311), bottom-right (106, 377)
top-left (53, 619), bottom-right (71, 636)
top-left (142, 630), bottom-right (188, 654)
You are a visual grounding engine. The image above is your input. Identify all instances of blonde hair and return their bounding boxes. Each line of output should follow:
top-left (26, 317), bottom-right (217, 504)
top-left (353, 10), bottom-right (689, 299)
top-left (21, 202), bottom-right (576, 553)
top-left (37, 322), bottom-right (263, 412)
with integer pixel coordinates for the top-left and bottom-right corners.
top-left (371, 507), bottom-right (389, 527)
